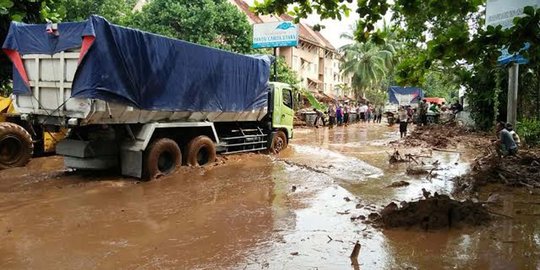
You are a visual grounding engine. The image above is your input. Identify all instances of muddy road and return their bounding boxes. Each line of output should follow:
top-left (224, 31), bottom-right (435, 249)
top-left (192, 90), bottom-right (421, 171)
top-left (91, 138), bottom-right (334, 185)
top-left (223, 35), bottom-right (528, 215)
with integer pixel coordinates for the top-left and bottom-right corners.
top-left (1, 123), bottom-right (539, 269)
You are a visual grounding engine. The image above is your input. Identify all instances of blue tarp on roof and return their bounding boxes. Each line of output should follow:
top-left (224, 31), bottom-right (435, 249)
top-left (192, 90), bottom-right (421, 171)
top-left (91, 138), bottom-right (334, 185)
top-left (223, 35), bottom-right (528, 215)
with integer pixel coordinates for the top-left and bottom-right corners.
top-left (388, 86), bottom-right (424, 105)
top-left (3, 16), bottom-right (272, 112)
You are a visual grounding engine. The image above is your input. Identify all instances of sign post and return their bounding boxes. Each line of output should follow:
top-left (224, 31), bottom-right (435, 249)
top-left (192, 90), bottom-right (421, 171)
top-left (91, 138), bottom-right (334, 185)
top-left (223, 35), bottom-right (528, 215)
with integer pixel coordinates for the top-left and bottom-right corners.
top-left (253, 21), bottom-right (299, 82)
top-left (486, 0), bottom-right (539, 127)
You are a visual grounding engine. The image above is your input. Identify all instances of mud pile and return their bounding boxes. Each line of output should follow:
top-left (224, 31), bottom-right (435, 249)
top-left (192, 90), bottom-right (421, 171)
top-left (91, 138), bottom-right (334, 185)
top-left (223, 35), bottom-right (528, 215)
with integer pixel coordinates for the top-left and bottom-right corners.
top-left (454, 149), bottom-right (540, 194)
top-left (392, 124), bottom-right (484, 149)
top-left (371, 195), bottom-right (490, 230)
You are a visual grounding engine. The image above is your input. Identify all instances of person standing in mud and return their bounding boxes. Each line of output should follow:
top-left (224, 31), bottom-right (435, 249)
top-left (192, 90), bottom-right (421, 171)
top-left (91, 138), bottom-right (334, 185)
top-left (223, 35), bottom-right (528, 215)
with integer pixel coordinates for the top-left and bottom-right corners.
top-left (494, 121), bottom-right (518, 156)
top-left (336, 105), bottom-right (343, 126)
top-left (419, 99), bottom-right (428, 126)
top-left (398, 106), bottom-right (410, 138)
top-left (377, 105), bottom-right (384, 123)
top-left (367, 103), bottom-right (373, 123)
top-left (328, 103), bottom-right (336, 128)
top-left (359, 103), bottom-right (367, 122)
top-left (343, 104), bottom-right (350, 126)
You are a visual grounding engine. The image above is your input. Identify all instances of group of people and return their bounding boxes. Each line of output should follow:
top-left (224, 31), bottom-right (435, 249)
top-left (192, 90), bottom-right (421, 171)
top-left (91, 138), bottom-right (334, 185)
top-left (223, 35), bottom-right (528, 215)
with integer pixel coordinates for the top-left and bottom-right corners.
top-left (313, 102), bottom-right (384, 128)
top-left (417, 99), bottom-right (463, 126)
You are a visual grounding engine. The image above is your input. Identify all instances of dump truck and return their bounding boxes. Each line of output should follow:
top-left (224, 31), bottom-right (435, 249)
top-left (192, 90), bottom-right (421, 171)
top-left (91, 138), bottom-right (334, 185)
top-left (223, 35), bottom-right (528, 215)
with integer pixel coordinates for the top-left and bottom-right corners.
top-left (3, 16), bottom-right (294, 179)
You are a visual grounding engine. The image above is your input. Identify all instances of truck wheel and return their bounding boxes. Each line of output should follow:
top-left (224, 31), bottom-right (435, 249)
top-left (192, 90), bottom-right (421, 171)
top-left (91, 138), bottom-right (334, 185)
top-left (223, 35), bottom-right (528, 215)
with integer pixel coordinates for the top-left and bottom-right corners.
top-left (143, 138), bottom-right (181, 180)
top-left (186, 135), bottom-right (216, 166)
top-left (0, 122), bottom-right (33, 169)
top-left (270, 130), bottom-right (287, 154)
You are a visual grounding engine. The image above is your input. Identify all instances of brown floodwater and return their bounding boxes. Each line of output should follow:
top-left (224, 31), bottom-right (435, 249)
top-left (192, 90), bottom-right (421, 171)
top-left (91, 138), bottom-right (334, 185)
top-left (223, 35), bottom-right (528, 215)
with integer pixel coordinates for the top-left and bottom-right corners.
top-left (0, 123), bottom-right (539, 269)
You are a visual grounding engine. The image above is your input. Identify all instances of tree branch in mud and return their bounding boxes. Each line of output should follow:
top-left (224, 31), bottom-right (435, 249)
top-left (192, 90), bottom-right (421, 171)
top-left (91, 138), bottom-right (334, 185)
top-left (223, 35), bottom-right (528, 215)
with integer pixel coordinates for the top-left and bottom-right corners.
top-left (350, 241), bottom-right (361, 265)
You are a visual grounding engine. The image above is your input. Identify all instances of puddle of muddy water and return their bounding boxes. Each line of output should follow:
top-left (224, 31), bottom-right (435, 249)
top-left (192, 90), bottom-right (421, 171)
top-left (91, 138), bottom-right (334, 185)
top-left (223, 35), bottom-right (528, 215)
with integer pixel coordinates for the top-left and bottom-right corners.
top-left (241, 124), bottom-right (540, 270)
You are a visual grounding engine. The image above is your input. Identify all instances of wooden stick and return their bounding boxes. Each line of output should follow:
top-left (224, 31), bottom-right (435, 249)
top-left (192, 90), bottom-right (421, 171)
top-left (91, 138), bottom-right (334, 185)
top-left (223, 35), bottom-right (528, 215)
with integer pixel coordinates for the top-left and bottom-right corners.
top-left (350, 241), bottom-right (361, 265)
top-left (432, 148), bottom-right (462, 153)
top-left (487, 210), bottom-right (514, 219)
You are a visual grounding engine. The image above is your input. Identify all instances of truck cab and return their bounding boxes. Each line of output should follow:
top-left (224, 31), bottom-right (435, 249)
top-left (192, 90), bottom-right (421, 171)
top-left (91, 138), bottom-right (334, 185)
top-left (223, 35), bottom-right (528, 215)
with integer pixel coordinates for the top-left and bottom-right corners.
top-left (270, 82), bottom-right (294, 141)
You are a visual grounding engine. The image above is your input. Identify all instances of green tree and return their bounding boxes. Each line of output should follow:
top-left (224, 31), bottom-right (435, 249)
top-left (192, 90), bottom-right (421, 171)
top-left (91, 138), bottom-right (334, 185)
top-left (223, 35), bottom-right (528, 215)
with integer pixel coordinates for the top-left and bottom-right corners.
top-left (53, 0), bottom-right (133, 24)
top-left (340, 40), bottom-right (394, 98)
top-left (127, 0), bottom-right (253, 53)
top-left (421, 70), bottom-right (459, 101)
top-left (0, 0), bottom-right (66, 94)
top-left (275, 56), bottom-right (300, 86)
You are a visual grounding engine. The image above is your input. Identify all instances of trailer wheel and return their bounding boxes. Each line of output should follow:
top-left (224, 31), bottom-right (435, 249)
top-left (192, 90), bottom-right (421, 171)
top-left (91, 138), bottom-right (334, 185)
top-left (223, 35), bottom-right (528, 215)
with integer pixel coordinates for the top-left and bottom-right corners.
top-left (186, 135), bottom-right (216, 166)
top-left (0, 122), bottom-right (33, 170)
top-left (270, 130), bottom-right (287, 154)
top-left (143, 138), bottom-right (181, 180)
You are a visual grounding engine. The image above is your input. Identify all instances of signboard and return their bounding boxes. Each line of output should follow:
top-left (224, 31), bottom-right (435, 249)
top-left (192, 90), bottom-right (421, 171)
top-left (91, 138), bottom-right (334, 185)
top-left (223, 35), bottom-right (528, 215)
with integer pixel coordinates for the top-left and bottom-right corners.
top-left (253, 21), bottom-right (299, 49)
top-left (486, 0), bottom-right (540, 29)
top-left (497, 43), bottom-right (530, 65)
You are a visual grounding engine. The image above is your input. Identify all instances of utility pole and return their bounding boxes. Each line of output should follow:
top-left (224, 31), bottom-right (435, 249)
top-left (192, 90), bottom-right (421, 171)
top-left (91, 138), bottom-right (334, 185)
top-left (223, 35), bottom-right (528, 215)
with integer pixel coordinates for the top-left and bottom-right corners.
top-left (507, 63), bottom-right (519, 127)
top-left (273, 47), bottom-right (278, 81)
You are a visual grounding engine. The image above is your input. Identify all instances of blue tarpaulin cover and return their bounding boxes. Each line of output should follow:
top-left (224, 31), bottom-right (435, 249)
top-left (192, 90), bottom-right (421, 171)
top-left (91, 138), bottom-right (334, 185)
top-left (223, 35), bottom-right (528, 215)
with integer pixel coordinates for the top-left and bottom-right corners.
top-left (3, 16), bottom-right (273, 112)
top-left (388, 86), bottom-right (424, 105)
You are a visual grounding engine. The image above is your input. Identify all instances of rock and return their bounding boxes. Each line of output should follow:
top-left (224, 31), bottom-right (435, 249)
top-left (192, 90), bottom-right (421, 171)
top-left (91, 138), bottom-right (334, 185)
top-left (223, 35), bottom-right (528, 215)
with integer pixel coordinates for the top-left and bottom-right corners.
top-left (368, 212), bottom-right (381, 221)
top-left (356, 203), bottom-right (364, 209)
top-left (486, 193), bottom-right (501, 203)
top-left (291, 186), bottom-right (297, 192)
top-left (290, 252), bottom-right (299, 256)
top-left (387, 181), bottom-right (410, 188)
top-left (344, 196), bottom-right (352, 202)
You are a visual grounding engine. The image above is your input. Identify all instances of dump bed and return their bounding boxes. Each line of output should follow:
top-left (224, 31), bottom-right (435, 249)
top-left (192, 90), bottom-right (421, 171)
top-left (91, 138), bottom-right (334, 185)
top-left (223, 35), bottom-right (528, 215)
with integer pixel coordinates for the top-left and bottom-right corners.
top-left (4, 16), bottom-right (272, 125)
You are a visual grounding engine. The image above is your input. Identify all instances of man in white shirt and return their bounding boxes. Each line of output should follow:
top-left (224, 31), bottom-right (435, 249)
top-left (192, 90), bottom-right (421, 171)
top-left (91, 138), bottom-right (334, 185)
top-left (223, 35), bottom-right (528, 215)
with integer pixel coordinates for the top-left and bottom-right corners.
top-left (359, 104), bottom-right (368, 122)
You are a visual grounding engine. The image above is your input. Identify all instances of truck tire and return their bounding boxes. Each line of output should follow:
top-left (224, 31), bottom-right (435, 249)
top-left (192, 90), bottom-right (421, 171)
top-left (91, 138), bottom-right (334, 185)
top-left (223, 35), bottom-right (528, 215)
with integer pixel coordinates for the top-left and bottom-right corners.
top-left (0, 122), bottom-right (33, 169)
top-left (143, 138), bottom-right (181, 180)
top-left (186, 135), bottom-right (216, 166)
top-left (270, 130), bottom-right (287, 154)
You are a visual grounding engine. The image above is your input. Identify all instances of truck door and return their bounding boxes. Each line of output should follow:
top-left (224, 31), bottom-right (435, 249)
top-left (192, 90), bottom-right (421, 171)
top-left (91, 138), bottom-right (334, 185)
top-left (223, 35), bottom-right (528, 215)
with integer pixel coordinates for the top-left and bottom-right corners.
top-left (272, 86), bottom-right (294, 137)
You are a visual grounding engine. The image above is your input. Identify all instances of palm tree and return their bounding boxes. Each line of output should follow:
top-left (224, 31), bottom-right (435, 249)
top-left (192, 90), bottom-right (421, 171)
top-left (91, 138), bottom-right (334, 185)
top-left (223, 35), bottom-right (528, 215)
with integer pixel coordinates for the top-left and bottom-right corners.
top-left (339, 40), bottom-right (394, 98)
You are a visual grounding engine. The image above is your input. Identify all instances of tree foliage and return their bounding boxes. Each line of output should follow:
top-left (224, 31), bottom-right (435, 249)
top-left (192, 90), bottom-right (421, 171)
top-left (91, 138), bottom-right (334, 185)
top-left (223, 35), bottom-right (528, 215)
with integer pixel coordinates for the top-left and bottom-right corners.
top-left (0, 0), bottom-right (65, 94)
top-left (54, 0), bottom-right (133, 24)
top-left (127, 0), bottom-right (253, 54)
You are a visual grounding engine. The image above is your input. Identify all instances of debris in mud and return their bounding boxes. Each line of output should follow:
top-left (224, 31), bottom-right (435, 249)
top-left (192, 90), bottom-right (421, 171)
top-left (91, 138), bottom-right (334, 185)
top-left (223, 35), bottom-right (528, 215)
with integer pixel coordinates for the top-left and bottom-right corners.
top-left (388, 150), bottom-right (427, 164)
top-left (350, 241), bottom-right (361, 266)
top-left (344, 196), bottom-right (352, 202)
top-left (372, 194), bottom-right (490, 230)
top-left (386, 181), bottom-right (410, 188)
top-left (406, 166), bottom-right (429, 175)
top-left (290, 251), bottom-right (299, 256)
top-left (453, 149), bottom-right (540, 195)
top-left (390, 124), bottom-right (485, 149)
top-left (368, 212), bottom-right (381, 220)
top-left (389, 150), bottom-right (408, 163)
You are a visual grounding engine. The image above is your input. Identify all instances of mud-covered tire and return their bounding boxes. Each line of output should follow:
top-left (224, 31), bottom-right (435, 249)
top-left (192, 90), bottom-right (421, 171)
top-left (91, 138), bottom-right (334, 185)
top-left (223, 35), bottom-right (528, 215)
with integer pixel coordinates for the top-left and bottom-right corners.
top-left (270, 130), bottom-right (287, 154)
top-left (143, 138), bottom-right (181, 180)
top-left (0, 122), bottom-right (33, 170)
top-left (185, 135), bottom-right (216, 166)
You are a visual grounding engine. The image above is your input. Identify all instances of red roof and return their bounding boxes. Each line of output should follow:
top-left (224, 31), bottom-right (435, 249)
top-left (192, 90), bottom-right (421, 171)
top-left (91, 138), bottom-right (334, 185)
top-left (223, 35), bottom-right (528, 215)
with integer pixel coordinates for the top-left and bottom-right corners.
top-left (231, 0), bottom-right (263, 23)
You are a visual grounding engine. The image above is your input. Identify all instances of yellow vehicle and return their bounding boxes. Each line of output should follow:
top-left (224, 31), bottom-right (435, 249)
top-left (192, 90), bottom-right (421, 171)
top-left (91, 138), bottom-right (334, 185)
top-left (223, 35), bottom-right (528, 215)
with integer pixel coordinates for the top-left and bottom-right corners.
top-left (0, 96), bottom-right (65, 169)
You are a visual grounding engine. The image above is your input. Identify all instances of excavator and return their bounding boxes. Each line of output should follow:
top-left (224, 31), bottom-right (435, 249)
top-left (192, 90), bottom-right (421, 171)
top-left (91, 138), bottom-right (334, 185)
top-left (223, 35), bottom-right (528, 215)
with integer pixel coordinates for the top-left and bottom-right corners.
top-left (0, 96), bottom-right (65, 169)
